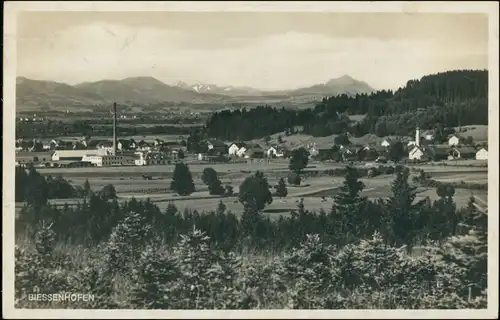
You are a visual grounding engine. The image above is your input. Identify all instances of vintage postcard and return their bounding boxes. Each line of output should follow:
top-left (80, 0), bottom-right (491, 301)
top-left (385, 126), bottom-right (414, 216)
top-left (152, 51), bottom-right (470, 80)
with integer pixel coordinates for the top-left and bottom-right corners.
top-left (3, 1), bottom-right (499, 319)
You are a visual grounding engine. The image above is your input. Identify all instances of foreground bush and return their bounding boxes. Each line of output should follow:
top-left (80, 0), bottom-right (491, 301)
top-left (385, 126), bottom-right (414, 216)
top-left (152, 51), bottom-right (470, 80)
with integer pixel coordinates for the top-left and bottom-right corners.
top-left (16, 223), bottom-right (487, 309)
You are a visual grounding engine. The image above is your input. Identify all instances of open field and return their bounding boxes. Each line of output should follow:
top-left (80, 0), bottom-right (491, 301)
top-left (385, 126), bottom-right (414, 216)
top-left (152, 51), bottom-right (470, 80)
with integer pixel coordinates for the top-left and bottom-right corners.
top-left (16, 167), bottom-right (488, 217)
top-left (59, 134), bottom-right (188, 142)
top-left (37, 160), bottom-right (488, 177)
top-left (454, 125), bottom-right (488, 142)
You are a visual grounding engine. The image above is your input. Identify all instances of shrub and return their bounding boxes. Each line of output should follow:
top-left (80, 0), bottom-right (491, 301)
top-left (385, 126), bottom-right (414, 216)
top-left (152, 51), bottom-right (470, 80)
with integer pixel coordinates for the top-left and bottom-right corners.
top-left (129, 244), bottom-right (180, 309)
top-left (171, 163), bottom-right (196, 196)
top-left (287, 172), bottom-right (301, 186)
top-left (104, 211), bottom-right (153, 275)
top-left (275, 178), bottom-right (288, 197)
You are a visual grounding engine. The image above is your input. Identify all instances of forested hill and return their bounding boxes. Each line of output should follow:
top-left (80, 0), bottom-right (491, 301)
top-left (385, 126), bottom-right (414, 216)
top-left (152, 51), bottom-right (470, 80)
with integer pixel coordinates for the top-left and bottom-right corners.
top-left (205, 70), bottom-right (488, 141)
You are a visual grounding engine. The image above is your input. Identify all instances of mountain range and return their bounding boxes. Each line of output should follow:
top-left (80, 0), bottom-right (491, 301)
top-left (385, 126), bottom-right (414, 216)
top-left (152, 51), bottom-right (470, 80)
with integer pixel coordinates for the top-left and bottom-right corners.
top-left (16, 75), bottom-right (375, 109)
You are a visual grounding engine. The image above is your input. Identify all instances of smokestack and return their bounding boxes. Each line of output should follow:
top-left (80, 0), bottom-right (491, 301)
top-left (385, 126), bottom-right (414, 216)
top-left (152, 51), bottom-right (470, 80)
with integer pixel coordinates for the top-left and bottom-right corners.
top-left (112, 102), bottom-right (117, 156)
top-left (415, 126), bottom-right (420, 147)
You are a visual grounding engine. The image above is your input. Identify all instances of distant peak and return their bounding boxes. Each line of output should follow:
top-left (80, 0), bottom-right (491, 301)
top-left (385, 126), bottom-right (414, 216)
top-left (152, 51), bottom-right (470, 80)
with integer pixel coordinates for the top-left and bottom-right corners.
top-left (325, 74), bottom-right (359, 86)
top-left (338, 74), bottom-right (354, 80)
top-left (122, 76), bottom-right (161, 82)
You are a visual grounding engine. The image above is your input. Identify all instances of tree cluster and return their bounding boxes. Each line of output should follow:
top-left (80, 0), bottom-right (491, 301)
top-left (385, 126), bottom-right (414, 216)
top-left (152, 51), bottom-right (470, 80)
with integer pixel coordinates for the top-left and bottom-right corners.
top-left (203, 70), bottom-right (487, 141)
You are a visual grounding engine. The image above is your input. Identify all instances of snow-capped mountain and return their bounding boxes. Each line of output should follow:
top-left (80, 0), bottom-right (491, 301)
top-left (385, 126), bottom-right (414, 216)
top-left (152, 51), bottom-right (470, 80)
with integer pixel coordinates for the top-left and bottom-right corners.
top-left (173, 81), bottom-right (264, 96)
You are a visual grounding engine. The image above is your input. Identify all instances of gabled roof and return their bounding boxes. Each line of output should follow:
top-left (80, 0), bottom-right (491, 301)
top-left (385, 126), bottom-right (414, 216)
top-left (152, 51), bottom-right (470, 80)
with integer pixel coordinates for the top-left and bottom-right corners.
top-left (230, 141), bottom-right (247, 148)
top-left (245, 143), bottom-right (262, 149)
top-left (409, 145), bottom-right (429, 154)
top-left (431, 147), bottom-right (450, 156)
top-left (118, 139), bottom-right (135, 147)
top-left (366, 144), bottom-right (387, 153)
top-left (87, 139), bottom-right (107, 147)
top-left (247, 145), bottom-right (265, 152)
top-left (138, 140), bottom-right (151, 146)
top-left (207, 139), bottom-right (227, 147)
top-left (453, 146), bottom-right (477, 155)
top-left (342, 147), bottom-right (356, 154)
top-left (16, 151), bottom-right (53, 158)
top-left (53, 150), bottom-right (93, 158)
top-left (421, 129), bottom-right (435, 136)
top-left (99, 141), bottom-right (114, 147)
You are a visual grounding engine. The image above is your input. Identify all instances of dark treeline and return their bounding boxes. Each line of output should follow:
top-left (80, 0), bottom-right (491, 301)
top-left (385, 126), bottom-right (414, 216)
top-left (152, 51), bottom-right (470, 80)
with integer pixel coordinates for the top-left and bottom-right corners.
top-left (16, 121), bottom-right (195, 139)
top-left (16, 165), bottom-right (482, 256)
top-left (205, 70), bottom-right (488, 140)
top-left (15, 166), bottom-right (77, 203)
top-left (15, 165), bottom-right (116, 204)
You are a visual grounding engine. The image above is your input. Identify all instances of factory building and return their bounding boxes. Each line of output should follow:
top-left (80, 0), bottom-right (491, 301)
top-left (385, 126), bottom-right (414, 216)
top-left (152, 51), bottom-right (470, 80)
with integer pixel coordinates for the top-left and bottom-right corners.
top-left (15, 151), bottom-right (53, 167)
top-left (81, 153), bottom-right (143, 167)
top-left (81, 154), bottom-right (104, 166)
top-left (52, 149), bottom-right (107, 162)
top-left (101, 154), bottom-right (138, 166)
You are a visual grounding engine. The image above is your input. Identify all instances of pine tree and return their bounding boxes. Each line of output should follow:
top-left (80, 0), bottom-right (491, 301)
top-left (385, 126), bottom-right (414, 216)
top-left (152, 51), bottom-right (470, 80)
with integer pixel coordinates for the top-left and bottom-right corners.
top-left (105, 211), bottom-right (153, 273)
top-left (225, 185), bottom-right (234, 196)
top-left (437, 197), bottom-right (487, 302)
top-left (24, 165), bottom-right (49, 209)
top-left (289, 148), bottom-right (310, 173)
top-left (15, 166), bottom-right (29, 202)
top-left (99, 184), bottom-right (117, 201)
top-left (240, 204), bottom-right (265, 246)
top-left (130, 244), bottom-right (180, 309)
top-left (170, 162), bottom-right (196, 196)
top-left (208, 179), bottom-right (225, 196)
top-left (388, 140), bottom-right (405, 163)
top-left (83, 179), bottom-right (93, 199)
top-left (384, 166), bottom-right (425, 250)
top-left (238, 171), bottom-right (273, 211)
top-left (275, 178), bottom-right (288, 198)
top-left (216, 200), bottom-right (226, 215)
top-left (433, 184), bottom-right (458, 240)
top-left (287, 172), bottom-right (301, 186)
top-left (172, 227), bottom-right (215, 309)
top-left (331, 166), bottom-right (367, 244)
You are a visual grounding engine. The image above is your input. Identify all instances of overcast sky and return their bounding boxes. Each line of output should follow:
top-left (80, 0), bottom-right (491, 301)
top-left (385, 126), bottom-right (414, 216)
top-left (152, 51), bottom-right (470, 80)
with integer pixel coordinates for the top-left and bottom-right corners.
top-left (17, 11), bottom-right (488, 91)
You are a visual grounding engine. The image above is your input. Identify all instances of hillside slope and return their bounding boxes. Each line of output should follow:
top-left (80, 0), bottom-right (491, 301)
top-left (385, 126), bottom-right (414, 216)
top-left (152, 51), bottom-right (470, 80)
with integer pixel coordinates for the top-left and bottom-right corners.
top-left (16, 74), bottom-right (376, 110)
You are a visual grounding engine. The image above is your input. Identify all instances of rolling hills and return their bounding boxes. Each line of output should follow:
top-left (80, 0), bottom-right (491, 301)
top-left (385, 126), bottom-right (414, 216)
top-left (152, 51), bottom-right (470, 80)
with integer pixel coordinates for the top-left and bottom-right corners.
top-left (16, 75), bottom-right (376, 110)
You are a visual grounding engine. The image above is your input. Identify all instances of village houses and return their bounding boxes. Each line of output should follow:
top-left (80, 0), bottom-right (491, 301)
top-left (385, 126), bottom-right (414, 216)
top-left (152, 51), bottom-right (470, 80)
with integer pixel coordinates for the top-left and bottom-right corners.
top-left (228, 142), bottom-right (246, 156)
top-left (266, 145), bottom-right (285, 158)
top-left (476, 147), bottom-right (488, 160)
top-left (448, 135), bottom-right (460, 146)
top-left (448, 146), bottom-right (477, 160)
top-left (206, 140), bottom-right (228, 155)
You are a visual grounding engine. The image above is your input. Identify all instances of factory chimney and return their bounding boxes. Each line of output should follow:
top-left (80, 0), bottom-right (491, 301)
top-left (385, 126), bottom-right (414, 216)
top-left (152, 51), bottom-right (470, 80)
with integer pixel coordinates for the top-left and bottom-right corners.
top-left (112, 102), bottom-right (117, 156)
top-left (415, 126), bottom-right (420, 147)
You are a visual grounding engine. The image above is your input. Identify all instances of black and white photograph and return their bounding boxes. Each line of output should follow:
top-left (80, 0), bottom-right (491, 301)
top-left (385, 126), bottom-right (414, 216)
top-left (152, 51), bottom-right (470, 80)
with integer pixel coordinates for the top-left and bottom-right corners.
top-left (3, 1), bottom-right (498, 318)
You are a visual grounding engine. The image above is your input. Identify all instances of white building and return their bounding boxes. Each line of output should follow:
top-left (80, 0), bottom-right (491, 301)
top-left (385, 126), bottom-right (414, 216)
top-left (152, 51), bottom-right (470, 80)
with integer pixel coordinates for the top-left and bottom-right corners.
top-left (380, 139), bottom-right (391, 147)
top-left (266, 146), bottom-right (284, 158)
top-left (236, 147), bottom-right (247, 158)
top-left (448, 135), bottom-right (460, 146)
top-left (228, 143), bottom-right (244, 156)
top-left (408, 127), bottom-right (427, 161)
top-left (134, 152), bottom-right (147, 166)
top-left (308, 143), bottom-right (319, 157)
top-left (53, 150), bottom-right (92, 161)
top-left (425, 134), bottom-right (434, 141)
top-left (42, 142), bottom-right (51, 150)
top-left (98, 142), bottom-right (115, 155)
top-left (82, 154), bottom-right (103, 166)
top-left (409, 146), bottom-right (427, 161)
top-left (476, 148), bottom-right (488, 160)
top-left (52, 149), bottom-right (108, 161)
